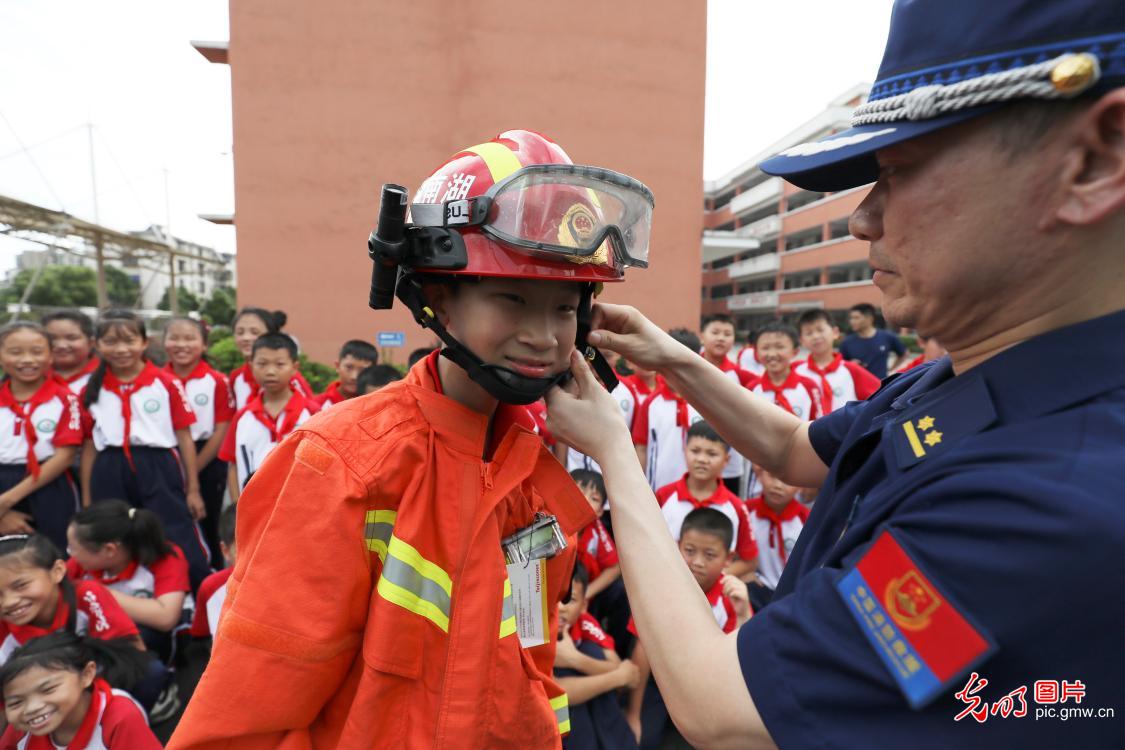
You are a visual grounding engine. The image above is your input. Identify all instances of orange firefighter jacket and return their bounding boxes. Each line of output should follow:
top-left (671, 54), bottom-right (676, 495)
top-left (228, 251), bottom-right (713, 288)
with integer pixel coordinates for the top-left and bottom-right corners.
top-left (167, 353), bottom-right (595, 749)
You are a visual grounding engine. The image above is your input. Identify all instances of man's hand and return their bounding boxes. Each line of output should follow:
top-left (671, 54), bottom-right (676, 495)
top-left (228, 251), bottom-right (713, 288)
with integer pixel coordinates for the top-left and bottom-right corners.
top-left (0, 510), bottom-right (35, 535)
top-left (586, 303), bottom-right (690, 373)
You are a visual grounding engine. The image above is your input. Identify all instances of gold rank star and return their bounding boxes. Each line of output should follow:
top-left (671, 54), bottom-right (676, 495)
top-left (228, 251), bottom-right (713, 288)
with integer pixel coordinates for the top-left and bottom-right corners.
top-left (924, 431), bottom-right (943, 447)
top-left (916, 416), bottom-right (936, 431)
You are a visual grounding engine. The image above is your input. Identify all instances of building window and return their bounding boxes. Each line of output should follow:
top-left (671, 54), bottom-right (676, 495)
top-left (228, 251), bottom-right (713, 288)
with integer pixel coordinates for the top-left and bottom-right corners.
top-left (784, 227), bottom-right (823, 251)
top-left (710, 284), bottom-right (734, 299)
top-left (712, 256), bottom-right (736, 270)
top-left (827, 262), bottom-right (873, 285)
top-left (785, 190), bottom-right (825, 212)
top-left (783, 271), bottom-right (820, 290)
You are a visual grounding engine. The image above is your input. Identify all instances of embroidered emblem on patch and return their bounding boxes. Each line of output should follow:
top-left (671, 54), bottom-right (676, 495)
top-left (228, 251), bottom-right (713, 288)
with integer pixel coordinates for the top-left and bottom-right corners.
top-left (835, 530), bottom-right (996, 708)
top-left (142, 399), bottom-right (161, 413)
top-left (36, 419), bottom-right (56, 433)
top-left (194, 393), bottom-right (210, 406)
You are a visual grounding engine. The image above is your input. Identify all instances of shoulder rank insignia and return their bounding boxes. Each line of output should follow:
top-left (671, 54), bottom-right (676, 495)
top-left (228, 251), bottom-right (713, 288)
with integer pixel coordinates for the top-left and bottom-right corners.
top-left (891, 373), bottom-right (997, 469)
top-left (835, 530), bottom-right (996, 708)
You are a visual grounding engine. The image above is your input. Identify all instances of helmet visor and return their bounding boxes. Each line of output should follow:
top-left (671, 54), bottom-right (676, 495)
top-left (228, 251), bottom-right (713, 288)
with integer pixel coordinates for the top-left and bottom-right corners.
top-left (484, 165), bottom-right (654, 269)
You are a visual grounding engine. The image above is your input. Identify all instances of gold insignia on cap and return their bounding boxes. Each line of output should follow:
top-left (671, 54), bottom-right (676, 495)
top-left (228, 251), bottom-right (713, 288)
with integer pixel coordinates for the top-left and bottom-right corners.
top-left (1050, 53), bottom-right (1099, 95)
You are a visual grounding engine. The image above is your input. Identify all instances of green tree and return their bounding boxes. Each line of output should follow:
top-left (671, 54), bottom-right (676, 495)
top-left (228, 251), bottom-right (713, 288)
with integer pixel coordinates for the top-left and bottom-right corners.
top-left (0, 265), bottom-right (139, 308)
top-left (207, 336), bottom-right (243, 374)
top-left (158, 285), bottom-right (201, 312)
top-left (200, 287), bottom-right (237, 326)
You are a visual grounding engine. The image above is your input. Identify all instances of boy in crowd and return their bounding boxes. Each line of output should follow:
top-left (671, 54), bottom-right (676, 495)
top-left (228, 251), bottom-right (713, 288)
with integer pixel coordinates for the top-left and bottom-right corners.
top-left (750, 322), bottom-right (822, 422)
top-left (219, 333), bottom-right (319, 501)
top-left (839, 302), bottom-right (907, 379)
top-left (699, 314), bottom-right (755, 495)
top-left (190, 503), bottom-right (237, 643)
top-left (355, 363), bottom-right (404, 395)
top-left (554, 563), bottom-right (640, 750)
top-left (316, 340), bottom-right (378, 409)
top-left (743, 464), bottom-right (809, 611)
top-left (626, 508), bottom-right (751, 747)
top-left (570, 469), bottom-right (631, 655)
top-left (654, 422), bottom-right (758, 581)
top-left (795, 309), bottom-right (881, 414)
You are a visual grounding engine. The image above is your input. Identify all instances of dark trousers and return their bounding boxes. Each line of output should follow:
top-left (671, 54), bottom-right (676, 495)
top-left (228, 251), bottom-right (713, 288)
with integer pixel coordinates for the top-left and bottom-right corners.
top-left (194, 440), bottom-right (228, 568)
top-left (90, 447), bottom-right (211, 590)
top-left (0, 464), bottom-right (78, 552)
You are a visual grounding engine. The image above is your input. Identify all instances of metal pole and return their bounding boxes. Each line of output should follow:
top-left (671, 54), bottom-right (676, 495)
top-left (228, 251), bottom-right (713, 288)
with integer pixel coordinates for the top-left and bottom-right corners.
top-left (169, 252), bottom-right (178, 314)
top-left (95, 233), bottom-right (107, 309)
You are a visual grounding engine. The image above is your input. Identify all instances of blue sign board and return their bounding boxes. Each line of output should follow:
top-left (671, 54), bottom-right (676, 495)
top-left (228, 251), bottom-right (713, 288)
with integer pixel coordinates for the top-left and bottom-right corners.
top-left (377, 331), bottom-right (405, 348)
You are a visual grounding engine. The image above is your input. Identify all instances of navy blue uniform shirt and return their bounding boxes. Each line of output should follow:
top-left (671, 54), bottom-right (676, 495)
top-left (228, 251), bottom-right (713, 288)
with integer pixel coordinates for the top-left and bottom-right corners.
top-left (840, 329), bottom-right (905, 379)
top-left (737, 309), bottom-right (1125, 748)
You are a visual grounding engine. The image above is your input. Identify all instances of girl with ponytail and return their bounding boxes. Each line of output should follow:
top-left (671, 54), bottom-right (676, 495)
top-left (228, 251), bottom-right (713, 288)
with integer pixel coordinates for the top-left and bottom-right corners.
top-left (0, 631), bottom-right (161, 748)
top-left (78, 311), bottom-right (210, 590)
top-left (228, 307), bottom-right (313, 409)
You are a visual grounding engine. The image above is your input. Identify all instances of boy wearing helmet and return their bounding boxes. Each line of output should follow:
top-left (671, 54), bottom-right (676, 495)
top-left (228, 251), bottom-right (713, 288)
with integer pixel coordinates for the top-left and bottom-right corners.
top-left (168, 130), bottom-right (654, 750)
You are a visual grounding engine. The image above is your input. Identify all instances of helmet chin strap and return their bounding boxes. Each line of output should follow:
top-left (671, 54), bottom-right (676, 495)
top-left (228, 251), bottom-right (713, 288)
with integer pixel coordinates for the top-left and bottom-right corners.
top-left (395, 274), bottom-right (618, 406)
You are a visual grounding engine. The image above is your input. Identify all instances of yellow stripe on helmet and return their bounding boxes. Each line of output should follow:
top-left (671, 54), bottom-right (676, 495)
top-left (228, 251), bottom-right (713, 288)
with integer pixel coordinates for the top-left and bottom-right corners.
top-left (465, 141), bottom-right (524, 184)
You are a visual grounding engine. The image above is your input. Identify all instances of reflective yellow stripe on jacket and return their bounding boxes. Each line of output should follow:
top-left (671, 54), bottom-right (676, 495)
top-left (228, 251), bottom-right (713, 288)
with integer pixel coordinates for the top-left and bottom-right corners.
top-left (366, 510), bottom-right (454, 633)
top-left (499, 576), bottom-right (517, 638)
top-left (551, 694), bottom-right (570, 735)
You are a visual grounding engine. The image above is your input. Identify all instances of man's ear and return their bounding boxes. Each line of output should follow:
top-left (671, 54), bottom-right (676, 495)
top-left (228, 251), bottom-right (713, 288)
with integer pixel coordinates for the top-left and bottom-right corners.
top-left (1056, 88), bottom-right (1125, 226)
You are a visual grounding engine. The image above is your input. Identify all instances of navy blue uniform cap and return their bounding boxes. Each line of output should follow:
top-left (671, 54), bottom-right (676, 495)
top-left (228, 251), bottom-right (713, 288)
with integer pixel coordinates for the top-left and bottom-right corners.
top-left (760, 0), bottom-right (1125, 191)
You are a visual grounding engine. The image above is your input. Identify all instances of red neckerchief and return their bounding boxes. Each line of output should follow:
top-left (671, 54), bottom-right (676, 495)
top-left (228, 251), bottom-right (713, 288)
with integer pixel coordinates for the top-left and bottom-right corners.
top-left (164, 359), bottom-right (211, 384)
top-left (672, 474), bottom-right (728, 509)
top-left (623, 373), bottom-right (659, 397)
top-left (50, 358), bottom-right (99, 387)
top-left (704, 575), bottom-right (726, 608)
top-left (757, 371), bottom-right (800, 417)
top-left (72, 559), bottom-right (140, 587)
top-left (245, 390), bottom-right (306, 443)
top-left (22, 677), bottom-right (113, 750)
top-left (802, 353), bottom-right (842, 414)
top-left (747, 495), bottom-right (803, 563)
top-left (101, 362), bottom-right (160, 471)
top-left (0, 379), bottom-right (60, 479)
top-left (655, 382), bottom-right (690, 430)
top-left (321, 380), bottom-right (346, 405)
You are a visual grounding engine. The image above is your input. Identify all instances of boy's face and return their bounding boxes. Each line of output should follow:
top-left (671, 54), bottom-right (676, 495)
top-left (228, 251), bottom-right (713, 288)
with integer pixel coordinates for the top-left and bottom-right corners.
top-left (684, 436), bottom-right (728, 484)
top-left (678, 529), bottom-right (733, 591)
top-left (434, 278), bottom-right (581, 380)
top-left (557, 579), bottom-right (586, 637)
top-left (701, 321), bottom-right (735, 360)
top-left (335, 354), bottom-right (374, 397)
top-left (756, 332), bottom-right (797, 378)
top-left (578, 481), bottom-right (605, 517)
top-left (251, 347), bottom-right (298, 395)
top-left (799, 319), bottom-right (839, 358)
top-left (755, 465), bottom-right (797, 511)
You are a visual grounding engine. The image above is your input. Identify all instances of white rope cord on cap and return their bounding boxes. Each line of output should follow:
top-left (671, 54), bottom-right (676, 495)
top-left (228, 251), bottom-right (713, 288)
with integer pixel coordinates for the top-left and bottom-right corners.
top-left (851, 53), bottom-right (1101, 126)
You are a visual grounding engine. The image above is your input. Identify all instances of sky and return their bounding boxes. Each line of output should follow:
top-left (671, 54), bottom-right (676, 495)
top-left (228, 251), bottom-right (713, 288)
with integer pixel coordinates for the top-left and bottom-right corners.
top-left (0, 0), bottom-right (893, 273)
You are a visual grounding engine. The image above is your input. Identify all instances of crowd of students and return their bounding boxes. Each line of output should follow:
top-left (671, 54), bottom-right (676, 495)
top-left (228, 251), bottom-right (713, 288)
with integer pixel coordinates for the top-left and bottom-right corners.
top-left (0, 301), bottom-right (929, 748)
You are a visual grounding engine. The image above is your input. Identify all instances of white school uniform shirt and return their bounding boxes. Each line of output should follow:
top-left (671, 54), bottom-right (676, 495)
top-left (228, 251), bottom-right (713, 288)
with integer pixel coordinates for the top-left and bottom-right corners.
top-left (0, 379), bottom-right (84, 464)
top-left (219, 391), bottom-right (318, 489)
top-left (794, 352), bottom-right (882, 413)
top-left (166, 361), bottom-right (236, 441)
top-left (736, 346), bottom-right (766, 377)
top-left (744, 497), bottom-right (810, 589)
top-left (82, 362), bottom-right (196, 451)
top-left (566, 379), bottom-right (640, 475)
top-left (632, 388), bottom-right (703, 491)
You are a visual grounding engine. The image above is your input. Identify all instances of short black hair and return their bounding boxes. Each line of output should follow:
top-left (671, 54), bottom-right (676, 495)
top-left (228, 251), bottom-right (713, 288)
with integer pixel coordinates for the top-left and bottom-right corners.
top-left (408, 347), bottom-right (437, 368)
top-left (686, 420), bottom-right (728, 449)
top-left (849, 303), bottom-right (877, 319)
top-left (797, 309), bottom-right (833, 329)
top-left (680, 507), bottom-right (733, 550)
top-left (357, 364), bottom-right (403, 392)
top-left (571, 561), bottom-right (590, 591)
top-left (570, 469), bottom-right (607, 502)
top-left (339, 339), bottom-right (378, 364)
top-left (701, 314), bottom-right (734, 331)
top-left (41, 310), bottom-right (94, 339)
top-left (251, 333), bottom-right (298, 360)
top-left (753, 321), bottom-right (799, 348)
top-left (667, 327), bottom-right (701, 354)
top-left (218, 503), bottom-right (237, 547)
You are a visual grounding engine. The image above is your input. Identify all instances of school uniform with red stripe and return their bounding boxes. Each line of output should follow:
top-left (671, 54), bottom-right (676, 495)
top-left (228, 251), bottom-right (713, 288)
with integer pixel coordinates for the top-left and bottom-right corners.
top-left (229, 364), bottom-right (314, 411)
top-left (655, 476), bottom-right (758, 561)
top-left (0, 379), bottom-right (83, 549)
top-left (632, 385), bottom-right (703, 491)
top-left (743, 496), bottom-right (810, 590)
top-left (736, 346), bottom-right (765, 377)
top-left (570, 612), bottom-right (615, 651)
top-left (567, 378), bottom-right (642, 474)
top-left (314, 381), bottom-right (349, 410)
top-left (67, 545), bottom-right (191, 602)
top-left (0, 677), bottom-right (161, 750)
top-left (712, 358), bottom-right (755, 488)
top-left (794, 353), bottom-right (881, 414)
top-left (219, 389), bottom-right (318, 489)
top-left (82, 362), bottom-right (211, 590)
top-left (750, 371), bottom-right (824, 422)
top-left (189, 566), bottom-right (233, 638)
top-left (52, 358), bottom-right (100, 395)
top-left (576, 518), bottom-right (618, 582)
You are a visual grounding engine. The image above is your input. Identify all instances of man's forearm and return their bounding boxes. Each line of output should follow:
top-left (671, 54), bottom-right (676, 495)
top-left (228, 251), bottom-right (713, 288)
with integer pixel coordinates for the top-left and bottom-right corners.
top-left (659, 352), bottom-right (827, 487)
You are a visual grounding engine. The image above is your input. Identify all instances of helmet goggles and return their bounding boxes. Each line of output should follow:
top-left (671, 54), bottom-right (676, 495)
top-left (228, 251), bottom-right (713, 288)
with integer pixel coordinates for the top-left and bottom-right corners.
top-left (409, 164), bottom-right (654, 271)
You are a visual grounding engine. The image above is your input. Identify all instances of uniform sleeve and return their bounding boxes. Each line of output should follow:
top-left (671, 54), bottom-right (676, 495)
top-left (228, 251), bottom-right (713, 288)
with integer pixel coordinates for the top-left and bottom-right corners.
top-left (217, 413), bottom-right (240, 463)
top-left (291, 371), bottom-right (314, 398)
top-left (845, 361), bottom-right (883, 400)
top-left (78, 582), bottom-right (139, 640)
top-left (595, 521), bottom-right (619, 569)
top-left (153, 548), bottom-right (191, 598)
top-left (166, 431), bottom-right (378, 749)
top-left (213, 374), bottom-right (236, 423)
top-left (0, 726), bottom-right (22, 750)
top-left (734, 500), bottom-right (759, 561)
top-left (802, 379), bottom-right (824, 421)
top-left (165, 378), bottom-right (197, 431)
top-left (51, 392), bottom-right (86, 448)
top-left (190, 580), bottom-right (215, 637)
top-left (631, 395), bottom-right (654, 445)
top-left (806, 399), bottom-right (866, 468)
top-left (654, 483), bottom-right (675, 508)
top-left (65, 557), bottom-right (82, 580)
top-left (103, 698), bottom-right (165, 749)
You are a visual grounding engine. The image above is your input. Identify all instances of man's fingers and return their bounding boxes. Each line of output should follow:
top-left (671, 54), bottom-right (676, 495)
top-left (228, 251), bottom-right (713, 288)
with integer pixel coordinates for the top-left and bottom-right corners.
top-left (569, 349), bottom-right (600, 395)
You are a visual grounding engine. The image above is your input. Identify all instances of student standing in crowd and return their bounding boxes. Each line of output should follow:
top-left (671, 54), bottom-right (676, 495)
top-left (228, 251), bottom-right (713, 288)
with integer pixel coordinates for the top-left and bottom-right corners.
top-left (315, 340), bottom-right (378, 410)
top-left (0, 323), bottom-right (83, 547)
top-left (41, 312), bottom-right (99, 394)
top-left (163, 317), bottom-right (234, 567)
top-left (839, 303), bottom-right (907, 379)
top-left (78, 311), bottom-right (210, 590)
top-left (227, 308), bottom-right (313, 410)
top-left (795, 309), bottom-right (881, 414)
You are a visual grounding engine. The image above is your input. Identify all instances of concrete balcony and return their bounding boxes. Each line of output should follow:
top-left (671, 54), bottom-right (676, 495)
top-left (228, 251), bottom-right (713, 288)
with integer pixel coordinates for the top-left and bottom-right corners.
top-left (727, 290), bottom-right (778, 311)
top-left (702, 231), bottom-right (760, 265)
top-left (734, 213), bottom-right (781, 241)
top-left (728, 177), bottom-right (782, 216)
top-left (728, 252), bottom-right (779, 281)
